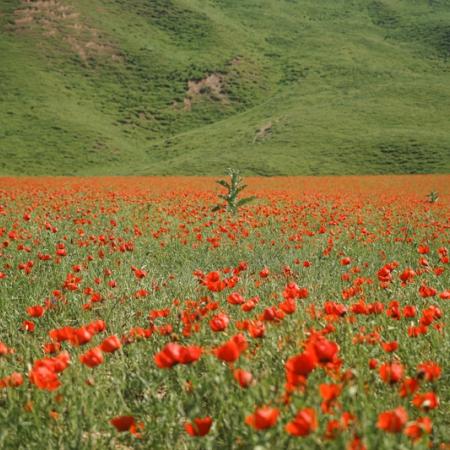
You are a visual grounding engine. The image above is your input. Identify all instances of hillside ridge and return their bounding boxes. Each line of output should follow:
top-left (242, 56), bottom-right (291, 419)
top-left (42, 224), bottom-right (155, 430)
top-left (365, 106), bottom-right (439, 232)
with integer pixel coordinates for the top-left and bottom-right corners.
top-left (1, 0), bottom-right (450, 175)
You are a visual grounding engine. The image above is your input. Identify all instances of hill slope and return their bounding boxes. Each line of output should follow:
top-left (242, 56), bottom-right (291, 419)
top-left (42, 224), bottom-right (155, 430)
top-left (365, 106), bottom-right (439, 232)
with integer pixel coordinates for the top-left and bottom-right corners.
top-left (1, 0), bottom-right (450, 175)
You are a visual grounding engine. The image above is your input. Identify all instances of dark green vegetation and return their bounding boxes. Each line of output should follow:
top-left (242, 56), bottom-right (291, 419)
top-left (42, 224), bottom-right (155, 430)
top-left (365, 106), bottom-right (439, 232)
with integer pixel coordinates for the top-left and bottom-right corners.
top-left (1, 0), bottom-right (450, 175)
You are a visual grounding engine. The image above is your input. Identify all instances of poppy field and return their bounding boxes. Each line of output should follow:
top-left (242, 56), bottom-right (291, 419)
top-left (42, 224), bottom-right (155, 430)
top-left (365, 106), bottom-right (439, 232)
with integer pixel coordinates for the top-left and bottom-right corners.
top-left (0, 175), bottom-right (448, 449)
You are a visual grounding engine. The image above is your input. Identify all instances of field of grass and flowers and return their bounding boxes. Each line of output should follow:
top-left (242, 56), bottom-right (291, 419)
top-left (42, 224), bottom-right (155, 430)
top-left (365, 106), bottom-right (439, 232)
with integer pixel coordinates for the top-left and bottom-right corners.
top-left (2, 0), bottom-right (450, 176)
top-left (0, 175), bottom-right (448, 449)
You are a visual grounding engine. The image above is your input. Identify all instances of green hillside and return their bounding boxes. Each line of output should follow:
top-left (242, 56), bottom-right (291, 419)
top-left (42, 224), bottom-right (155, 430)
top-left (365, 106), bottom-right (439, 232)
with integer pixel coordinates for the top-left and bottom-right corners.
top-left (1, 0), bottom-right (450, 175)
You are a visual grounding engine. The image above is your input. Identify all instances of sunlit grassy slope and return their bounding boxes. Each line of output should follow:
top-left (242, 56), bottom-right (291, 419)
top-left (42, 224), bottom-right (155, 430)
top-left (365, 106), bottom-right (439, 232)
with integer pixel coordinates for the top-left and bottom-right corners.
top-left (1, 0), bottom-right (450, 175)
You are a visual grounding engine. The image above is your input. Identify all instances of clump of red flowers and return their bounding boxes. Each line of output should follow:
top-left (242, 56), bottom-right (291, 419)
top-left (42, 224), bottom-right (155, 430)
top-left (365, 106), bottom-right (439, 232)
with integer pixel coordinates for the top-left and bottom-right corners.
top-left (154, 343), bottom-right (202, 368)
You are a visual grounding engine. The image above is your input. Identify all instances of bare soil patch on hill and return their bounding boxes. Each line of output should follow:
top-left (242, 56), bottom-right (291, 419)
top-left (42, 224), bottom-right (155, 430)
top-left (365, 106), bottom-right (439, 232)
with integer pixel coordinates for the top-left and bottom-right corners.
top-left (14, 0), bottom-right (122, 62)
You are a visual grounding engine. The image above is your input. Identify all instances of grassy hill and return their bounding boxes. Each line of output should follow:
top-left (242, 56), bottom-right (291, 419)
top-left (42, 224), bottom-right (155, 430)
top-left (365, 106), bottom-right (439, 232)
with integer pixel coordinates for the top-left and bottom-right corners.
top-left (1, 0), bottom-right (450, 176)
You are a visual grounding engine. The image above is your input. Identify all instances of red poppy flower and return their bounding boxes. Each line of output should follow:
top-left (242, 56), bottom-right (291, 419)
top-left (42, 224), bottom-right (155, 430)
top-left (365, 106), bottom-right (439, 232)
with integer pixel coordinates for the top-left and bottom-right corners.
top-left (0, 372), bottom-right (23, 389)
top-left (69, 328), bottom-right (93, 346)
top-left (110, 415), bottom-right (144, 437)
top-left (245, 406), bottom-right (279, 430)
top-left (412, 392), bottom-right (439, 410)
top-left (154, 343), bottom-right (202, 368)
top-left (232, 333), bottom-right (248, 352)
top-left (320, 383), bottom-right (342, 401)
top-left (0, 341), bottom-right (13, 356)
top-left (285, 408), bottom-right (317, 436)
top-left (379, 362), bottom-right (404, 384)
top-left (214, 339), bottom-right (240, 363)
top-left (87, 320), bottom-right (106, 334)
top-left (100, 335), bottom-right (122, 353)
top-left (348, 435), bottom-right (366, 450)
top-left (233, 368), bottom-right (253, 388)
top-left (279, 298), bottom-right (296, 314)
top-left (324, 301), bottom-right (347, 317)
top-left (399, 268), bottom-right (415, 284)
top-left (285, 351), bottom-right (317, 388)
top-left (132, 267), bottom-right (147, 279)
top-left (398, 377), bottom-right (419, 397)
top-left (417, 361), bottom-right (441, 381)
top-left (209, 313), bottom-right (230, 332)
top-left (242, 299), bottom-right (257, 312)
top-left (320, 383), bottom-right (342, 413)
top-left (27, 305), bottom-right (45, 318)
top-left (419, 285), bottom-right (437, 298)
top-left (22, 320), bottom-right (35, 332)
top-left (154, 343), bottom-right (182, 368)
top-left (402, 305), bottom-right (416, 318)
top-left (43, 342), bottom-right (62, 354)
top-left (227, 292), bottom-right (245, 305)
top-left (404, 417), bottom-right (432, 441)
top-left (377, 407), bottom-right (407, 433)
top-left (178, 346), bottom-right (202, 364)
top-left (324, 419), bottom-right (341, 440)
top-left (381, 341), bottom-right (398, 353)
top-left (149, 308), bottom-right (170, 320)
top-left (184, 417), bottom-right (213, 436)
top-left (111, 415), bottom-right (136, 431)
top-left (417, 245), bottom-right (429, 254)
top-left (311, 338), bottom-right (339, 364)
top-left (80, 347), bottom-right (104, 368)
top-left (204, 272), bottom-right (225, 292)
top-left (29, 365), bottom-right (61, 391)
top-left (248, 321), bottom-right (266, 338)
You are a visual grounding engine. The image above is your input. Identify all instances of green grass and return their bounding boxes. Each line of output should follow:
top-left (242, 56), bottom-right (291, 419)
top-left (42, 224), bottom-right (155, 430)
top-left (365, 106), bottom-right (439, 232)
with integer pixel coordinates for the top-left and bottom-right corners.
top-left (1, 0), bottom-right (450, 175)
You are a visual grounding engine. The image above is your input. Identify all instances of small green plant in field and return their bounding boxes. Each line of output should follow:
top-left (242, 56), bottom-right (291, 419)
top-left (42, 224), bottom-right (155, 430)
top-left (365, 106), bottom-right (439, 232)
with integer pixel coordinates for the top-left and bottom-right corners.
top-left (212, 168), bottom-right (256, 214)
top-left (427, 191), bottom-right (439, 203)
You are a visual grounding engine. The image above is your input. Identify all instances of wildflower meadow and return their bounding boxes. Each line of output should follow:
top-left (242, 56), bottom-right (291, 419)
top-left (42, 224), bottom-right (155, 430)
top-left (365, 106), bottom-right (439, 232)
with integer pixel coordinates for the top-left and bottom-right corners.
top-left (0, 175), bottom-right (448, 449)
